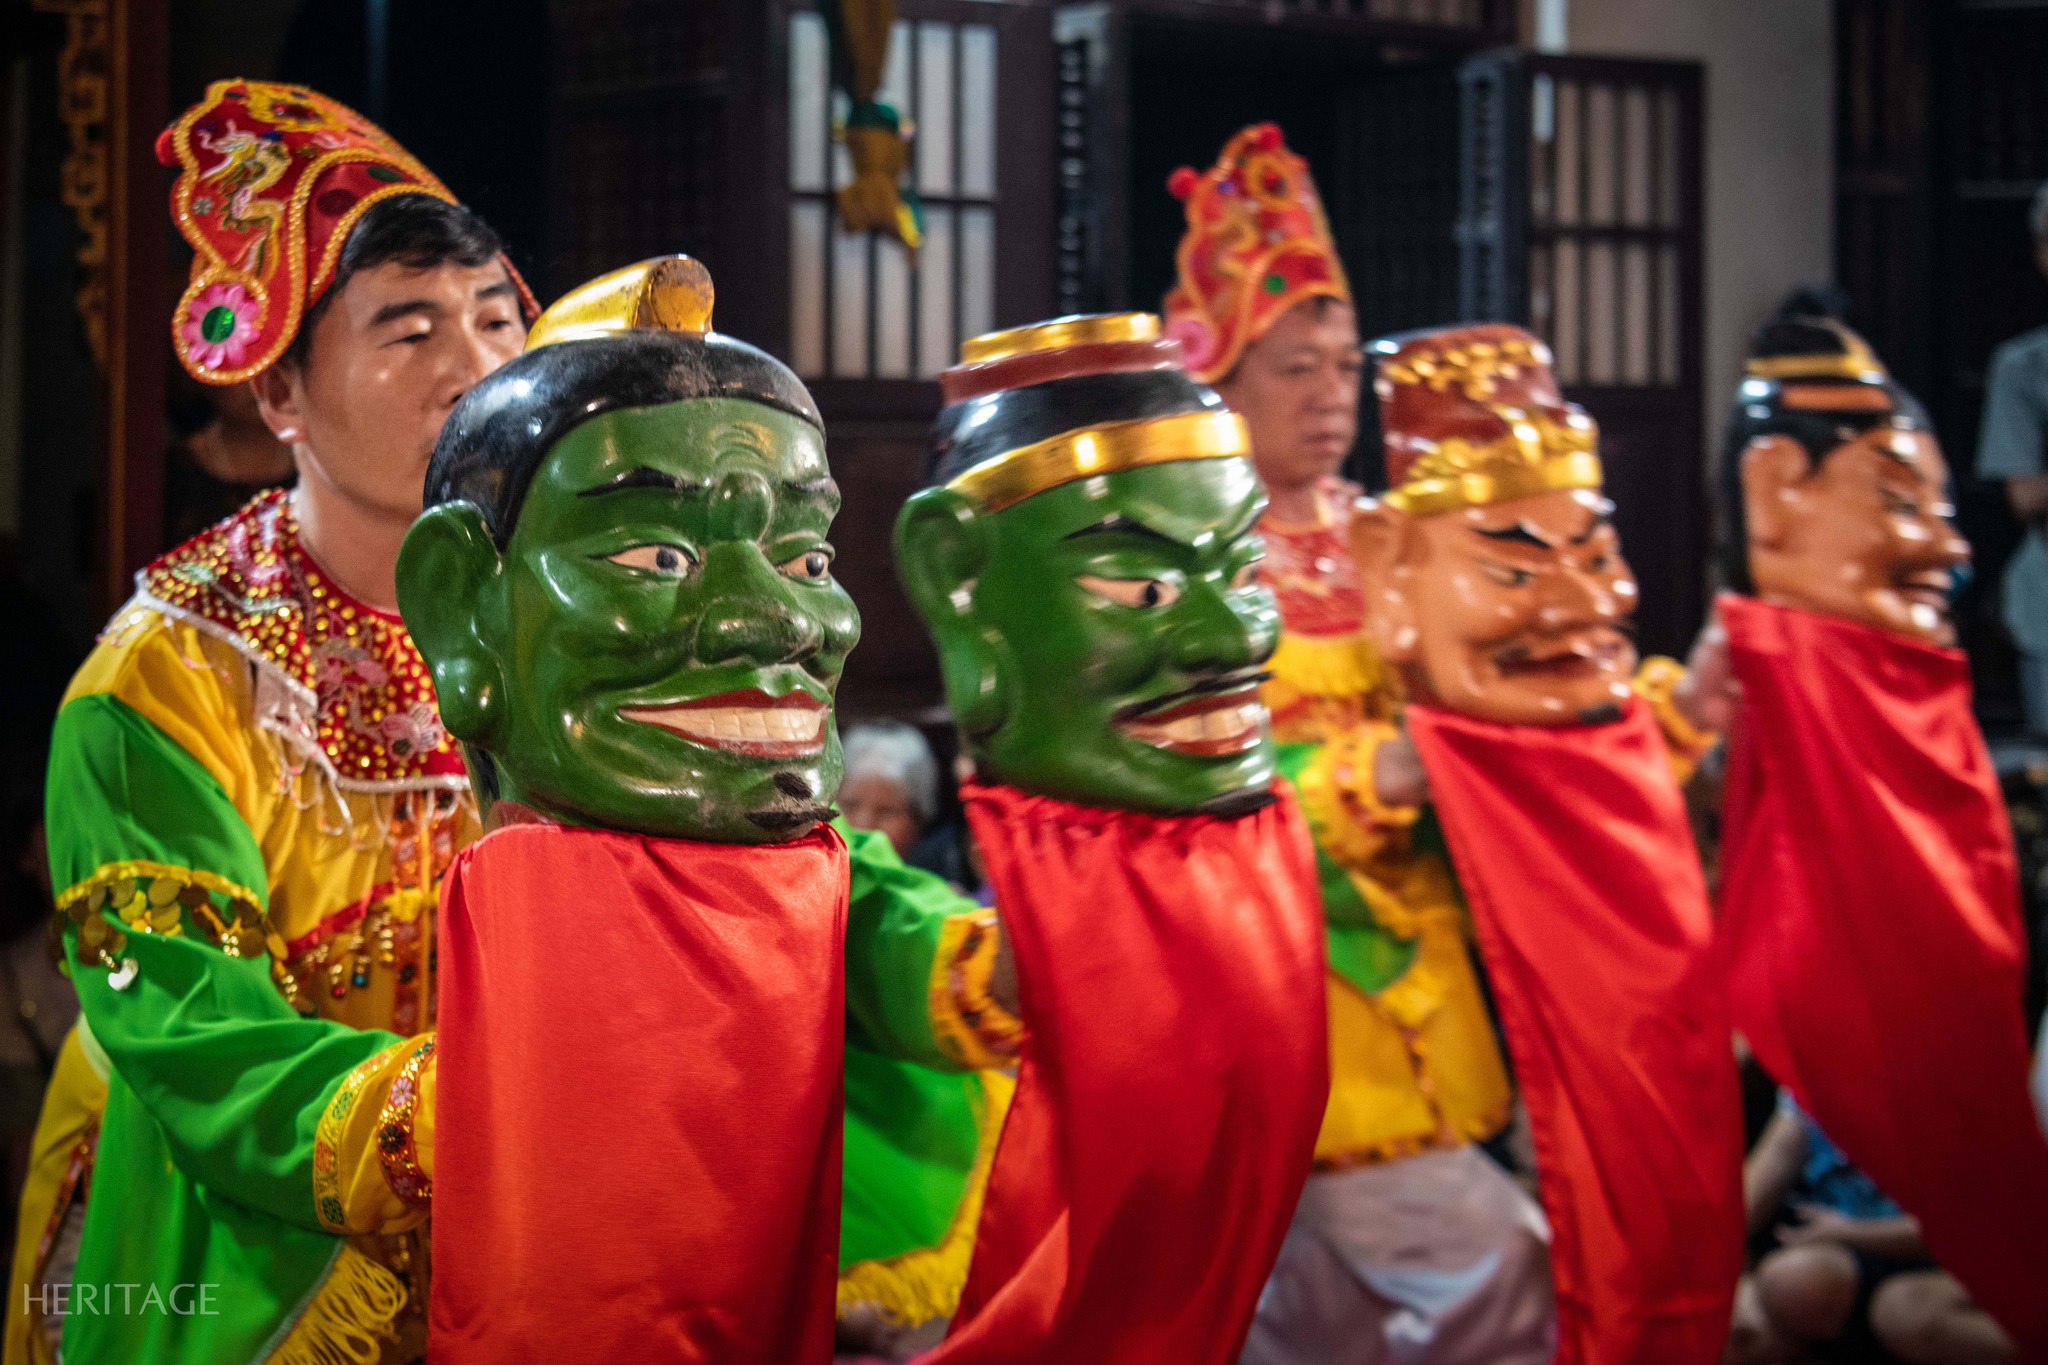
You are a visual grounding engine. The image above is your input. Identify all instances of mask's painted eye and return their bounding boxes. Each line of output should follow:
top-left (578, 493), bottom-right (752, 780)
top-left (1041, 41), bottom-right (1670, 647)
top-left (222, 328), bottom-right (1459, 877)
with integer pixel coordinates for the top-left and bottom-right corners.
top-left (1077, 575), bottom-right (1182, 609)
top-left (1478, 561), bottom-right (1536, 588)
top-left (606, 544), bottom-right (695, 576)
top-left (1230, 559), bottom-right (1262, 591)
top-left (779, 547), bottom-right (834, 581)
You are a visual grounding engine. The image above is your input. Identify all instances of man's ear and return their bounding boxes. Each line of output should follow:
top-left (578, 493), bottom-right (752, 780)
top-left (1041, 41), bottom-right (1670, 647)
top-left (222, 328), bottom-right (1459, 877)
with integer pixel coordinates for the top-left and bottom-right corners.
top-left (895, 486), bottom-right (1006, 736)
top-left (247, 368), bottom-right (305, 446)
top-left (396, 503), bottom-right (506, 747)
top-left (1349, 497), bottom-right (1420, 665)
top-left (1739, 434), bottom-right (1812, 552)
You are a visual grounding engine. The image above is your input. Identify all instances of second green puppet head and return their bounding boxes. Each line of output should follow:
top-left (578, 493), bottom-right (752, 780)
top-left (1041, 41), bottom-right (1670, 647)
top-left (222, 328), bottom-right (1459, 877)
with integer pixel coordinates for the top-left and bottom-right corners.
top-left (895, 312), bottom-right (1279, 815)
top-left (397, 257), bottom-right (860, 842)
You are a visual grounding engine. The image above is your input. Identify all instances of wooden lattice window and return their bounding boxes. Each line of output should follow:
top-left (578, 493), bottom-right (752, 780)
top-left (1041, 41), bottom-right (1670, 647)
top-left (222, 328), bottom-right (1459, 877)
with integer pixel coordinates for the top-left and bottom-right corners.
top-left (787, 9), bottom-right (999, 380)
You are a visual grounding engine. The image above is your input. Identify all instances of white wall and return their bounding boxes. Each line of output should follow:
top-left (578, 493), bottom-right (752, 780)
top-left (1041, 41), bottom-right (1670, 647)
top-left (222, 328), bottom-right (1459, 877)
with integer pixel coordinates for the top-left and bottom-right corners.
top-left (1562, 0), bottom-right (1834, 465)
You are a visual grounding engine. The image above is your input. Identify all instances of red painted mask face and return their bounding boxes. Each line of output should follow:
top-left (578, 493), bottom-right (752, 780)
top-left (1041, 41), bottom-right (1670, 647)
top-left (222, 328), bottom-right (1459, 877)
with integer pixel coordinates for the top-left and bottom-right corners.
top-left (1355, 487), bottom-right (1640, 726)
top-left (1741, 395), bottom-right (1970, 647)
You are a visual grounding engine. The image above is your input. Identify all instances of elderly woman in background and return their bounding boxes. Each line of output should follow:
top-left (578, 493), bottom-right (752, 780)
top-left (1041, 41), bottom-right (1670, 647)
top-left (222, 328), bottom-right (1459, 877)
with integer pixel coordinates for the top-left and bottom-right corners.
top-left (838, 721), bottom-right (941, 859)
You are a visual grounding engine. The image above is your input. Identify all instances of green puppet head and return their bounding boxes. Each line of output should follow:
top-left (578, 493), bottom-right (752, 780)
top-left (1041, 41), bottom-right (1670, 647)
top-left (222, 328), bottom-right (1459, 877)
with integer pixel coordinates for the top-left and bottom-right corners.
top-left (896, 313), bottom-right (1279, 815)
top-left (397, 257), bottom-right (859, 841)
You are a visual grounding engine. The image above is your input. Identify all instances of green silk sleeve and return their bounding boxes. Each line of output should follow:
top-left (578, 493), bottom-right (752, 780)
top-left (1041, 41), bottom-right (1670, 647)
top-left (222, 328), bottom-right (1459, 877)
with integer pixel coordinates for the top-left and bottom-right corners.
top-left (46, 693), bottom-right (396, 1232)
top-left (836, 818), bottom-right (972, 1070)
top-left (1277, 740), bottom-right (1418, 996)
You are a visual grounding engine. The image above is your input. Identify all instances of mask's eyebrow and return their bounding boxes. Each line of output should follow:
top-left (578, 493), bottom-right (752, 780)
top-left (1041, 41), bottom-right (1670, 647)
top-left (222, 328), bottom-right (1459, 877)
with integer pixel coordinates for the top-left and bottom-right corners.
top-left (1216, 495), bottom-right (1265, 546)
top-left (1063, 514), bottom-right (1189, 549)
top-left (1570, 511), bottom-right (1614, 545)
top-left (577, 467), bottom-right (708, 498)
top-left (1472, 521), bottom-right (1556, 549)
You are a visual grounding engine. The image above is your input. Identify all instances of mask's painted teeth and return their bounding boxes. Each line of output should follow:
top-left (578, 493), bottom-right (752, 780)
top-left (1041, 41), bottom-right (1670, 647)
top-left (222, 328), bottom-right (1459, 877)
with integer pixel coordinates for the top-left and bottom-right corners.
top-left (1120, 699), bottom-right (1265, 756)
top-left (621, 703), bottom-right (826, 756)
top-left (661, 708), bottom-right (824, 745)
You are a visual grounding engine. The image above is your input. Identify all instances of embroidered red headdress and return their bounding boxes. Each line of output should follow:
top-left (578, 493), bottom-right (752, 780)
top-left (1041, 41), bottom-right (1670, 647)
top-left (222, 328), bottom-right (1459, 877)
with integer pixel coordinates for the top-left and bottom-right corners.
top-left (1162, 122), bottom-right (1351, 384)
top-left (158, 79), bottom-right (537, 385)
top-left (1373, 322), bottom-right (1602, 516)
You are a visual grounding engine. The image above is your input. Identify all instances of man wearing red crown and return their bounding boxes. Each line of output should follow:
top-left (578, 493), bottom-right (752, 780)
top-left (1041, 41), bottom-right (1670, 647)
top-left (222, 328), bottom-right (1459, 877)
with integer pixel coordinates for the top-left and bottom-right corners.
top-left (5, 79), bottom-right (536, 1365)
top-left (5, 84), bottom-right (1015, 1365)
top-left (1164, 126), bottom-right (1737, 1365)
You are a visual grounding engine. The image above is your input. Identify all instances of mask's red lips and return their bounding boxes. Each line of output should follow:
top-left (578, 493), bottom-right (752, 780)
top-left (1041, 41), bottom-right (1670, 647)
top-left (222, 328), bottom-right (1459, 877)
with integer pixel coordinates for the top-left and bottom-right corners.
top-left (621, 688), bottom-right (828, 757)
top-left (1496, 633), bottom-right (1630, 679)
top-left (1119, 688), bottom-right (1265, 757)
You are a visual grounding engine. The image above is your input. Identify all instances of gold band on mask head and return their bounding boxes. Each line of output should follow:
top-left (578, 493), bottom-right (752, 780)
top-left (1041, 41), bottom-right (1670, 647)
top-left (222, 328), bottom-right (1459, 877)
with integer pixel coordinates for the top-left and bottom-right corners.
top-left (1744, 325), bottom-right (1887, 384)
top-left (524, 255), bottom-right (716, 351)
top-left (1381, 407), bottom-right (1603, 518)
top-left (945, 410), bottom-right (1252, 514)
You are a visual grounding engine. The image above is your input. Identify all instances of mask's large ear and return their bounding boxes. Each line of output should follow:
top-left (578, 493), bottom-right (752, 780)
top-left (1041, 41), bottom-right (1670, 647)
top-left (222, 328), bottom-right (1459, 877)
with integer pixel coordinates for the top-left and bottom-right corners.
top-left (1739, 434), bottom-right (1811, 553)
top-left (895, 486), bottom-right (1006, 736)
top-left (1348, 496), bottom-right (1420, 665)
top-left (397, 502), bottom-right (506, 748)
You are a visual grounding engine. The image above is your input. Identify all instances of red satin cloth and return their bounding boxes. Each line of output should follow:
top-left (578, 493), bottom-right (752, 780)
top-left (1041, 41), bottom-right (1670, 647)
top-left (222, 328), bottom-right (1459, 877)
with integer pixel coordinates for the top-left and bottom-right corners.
top-left (928, 782), bottom-right (1328, 1365)
top-left (1719, 594), bottom-right (2048, 1356)
top-left (1406, 700), bottom-right (1745, 1365)
top-left (429, 822), bottom-right (849, 1364)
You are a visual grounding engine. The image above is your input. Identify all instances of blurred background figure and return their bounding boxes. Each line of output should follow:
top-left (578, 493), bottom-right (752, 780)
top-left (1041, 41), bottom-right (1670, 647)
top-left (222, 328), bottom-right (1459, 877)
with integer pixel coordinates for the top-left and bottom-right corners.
top-left (839, 722), bottom-right (940, 859)
top-left (1979, 183), bottom-right (2048, 735)
top-left (1725, 1094), bottom-right (2014, 1365)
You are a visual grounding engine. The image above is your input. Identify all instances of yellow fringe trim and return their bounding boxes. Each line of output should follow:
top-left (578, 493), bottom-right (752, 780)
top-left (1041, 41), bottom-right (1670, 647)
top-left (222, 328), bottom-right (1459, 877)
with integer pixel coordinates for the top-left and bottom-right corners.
top-left (1266, 629), bottom-right (1385, 700)
top-left (836, 1069), bottom-right (1017, 1328)
top-left (263, 1244), bottom-right (407, 1365)
top-left (55, 859), bottom-right (262, 914)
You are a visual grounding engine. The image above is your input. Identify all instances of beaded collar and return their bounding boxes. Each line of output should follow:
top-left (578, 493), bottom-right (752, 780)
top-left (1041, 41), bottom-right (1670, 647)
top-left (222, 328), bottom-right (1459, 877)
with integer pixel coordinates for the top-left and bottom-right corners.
top-left (132, 489), bottom-right (466, 792)
top-left (1257, 478), bottom-right (1364, 641)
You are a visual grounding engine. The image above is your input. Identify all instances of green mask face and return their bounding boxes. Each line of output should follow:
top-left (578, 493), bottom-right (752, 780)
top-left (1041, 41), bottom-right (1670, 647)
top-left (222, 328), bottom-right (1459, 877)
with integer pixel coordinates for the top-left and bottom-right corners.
top-left (399, 397), bottom-right (860, 841)
top-left (897, 457), bottom-right (1277, 814)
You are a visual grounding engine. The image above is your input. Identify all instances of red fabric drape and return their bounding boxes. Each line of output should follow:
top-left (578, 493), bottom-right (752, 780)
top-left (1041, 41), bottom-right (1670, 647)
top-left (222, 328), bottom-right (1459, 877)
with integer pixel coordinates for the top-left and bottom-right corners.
top-left (1718, 593), bottom-right (2048, 1356)
top-left (1406, 700), bottom-right (1745, 1365)
top-left (430, 822), bottom-right (850, 1364)
top-left (928, 782), bottom-right (1328, 1365)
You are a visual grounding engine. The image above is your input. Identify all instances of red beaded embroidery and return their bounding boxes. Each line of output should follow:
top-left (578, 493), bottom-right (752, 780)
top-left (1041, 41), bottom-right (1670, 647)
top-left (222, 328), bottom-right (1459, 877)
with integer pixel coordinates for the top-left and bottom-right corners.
top-left (377, 1036), bottom-right (436, 1207)
top-left (133, 489), bottom-right (465, 791)
top-left (1257, 478), bottom-right (1365, 641)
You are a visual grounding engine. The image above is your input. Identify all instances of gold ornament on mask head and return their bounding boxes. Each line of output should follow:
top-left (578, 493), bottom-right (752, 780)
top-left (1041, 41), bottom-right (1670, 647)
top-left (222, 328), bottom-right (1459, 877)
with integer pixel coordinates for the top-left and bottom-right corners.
top-left (1373, 323), bottom-right (1604, 518)
top-left (929, 314), bottom-right (1251, 515)
top-left (524, 255), bottom-right (716, 351)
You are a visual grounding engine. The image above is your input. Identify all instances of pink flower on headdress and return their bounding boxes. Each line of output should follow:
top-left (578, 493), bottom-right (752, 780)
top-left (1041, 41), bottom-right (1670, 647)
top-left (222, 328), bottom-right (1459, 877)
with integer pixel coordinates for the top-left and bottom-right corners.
top-left (181, 283), bottom-right (261, 373)
top-left (1163, 315), bottom-right (1217, 373)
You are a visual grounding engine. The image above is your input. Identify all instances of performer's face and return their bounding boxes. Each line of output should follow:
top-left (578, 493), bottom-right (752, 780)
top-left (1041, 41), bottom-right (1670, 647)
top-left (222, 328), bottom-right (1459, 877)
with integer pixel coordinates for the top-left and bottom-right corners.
top-left (898, 458), bottom-right (1279, 814)
top-left (253, 259), bottom-right (527, 521)
top-left (1355, 487), bottom-right (1639, 726)
top-left (1212, 298), bottom-right (1363, 498)
top-left (402, 398), bottom-right (859, 840)
top-left (1741, 401), bottom-right (1969, 646)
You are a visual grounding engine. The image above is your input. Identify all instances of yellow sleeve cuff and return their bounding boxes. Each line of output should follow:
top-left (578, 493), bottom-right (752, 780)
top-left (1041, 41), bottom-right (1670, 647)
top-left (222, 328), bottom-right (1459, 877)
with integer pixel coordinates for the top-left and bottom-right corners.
top-left (1296, 722), bottom-right (1421, 874)
top-left (313, 1033), bottom-right (434, 1236)
top-left (1633, 655), bottom-right (1717, 784)
top-left (929, 910), bottom-right (1025, 1071)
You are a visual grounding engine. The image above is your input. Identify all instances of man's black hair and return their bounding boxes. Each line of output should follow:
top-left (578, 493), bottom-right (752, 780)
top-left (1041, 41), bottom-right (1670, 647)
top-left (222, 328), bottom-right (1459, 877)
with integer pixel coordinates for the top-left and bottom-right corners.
top-left (1716, 316), bottom-right (1928, 593)
top-left (280, 193), bottom-right (507, 371)
top-left (424, 330), bottom-right (823, 546)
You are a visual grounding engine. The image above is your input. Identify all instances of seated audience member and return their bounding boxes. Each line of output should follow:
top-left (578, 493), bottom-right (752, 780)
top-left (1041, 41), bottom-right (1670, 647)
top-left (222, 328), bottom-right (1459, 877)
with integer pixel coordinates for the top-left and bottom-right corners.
top-left (1726, 1095), bottom-right (2014, 1365)
top-left (839, 721), bottom-right (940, 858)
